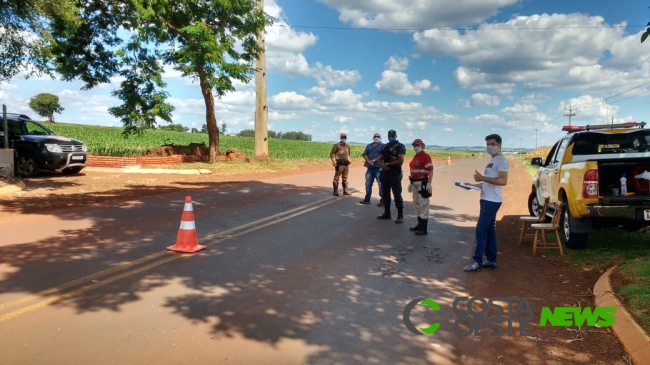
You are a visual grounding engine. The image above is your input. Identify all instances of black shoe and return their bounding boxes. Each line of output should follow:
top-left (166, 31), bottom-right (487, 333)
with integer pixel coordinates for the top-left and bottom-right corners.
top-left (360, 200), bottom-right (371, 204)
top-left (395, 216), bottom-right (403, 224)
top-left (377, 202), bottom-right (384, 207)
top-left (333, 191), bottom-right (339, 196)
top-left (415, 219), bottom-right (428, 235)
top-left (377, 213), bottom-right (391, 219)
top-left (409, 217), bottom-right (422, 231)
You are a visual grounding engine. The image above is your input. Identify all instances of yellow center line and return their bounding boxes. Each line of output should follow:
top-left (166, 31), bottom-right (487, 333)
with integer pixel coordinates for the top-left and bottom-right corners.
top-left (0, 255), bottom-right (183, 323)
top-left (0, 195), bottom-right (342, 323)
top-left (0, 251), bottom-right (169, 311)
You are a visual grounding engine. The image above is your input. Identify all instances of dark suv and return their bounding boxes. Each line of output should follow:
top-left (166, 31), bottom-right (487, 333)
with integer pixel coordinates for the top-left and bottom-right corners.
top-left (0, 113), bottom-right (88, 177)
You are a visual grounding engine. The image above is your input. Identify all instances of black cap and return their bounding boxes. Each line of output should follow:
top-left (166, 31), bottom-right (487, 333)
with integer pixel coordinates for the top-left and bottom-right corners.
top-left (388, 129), bottom-right (397, 137)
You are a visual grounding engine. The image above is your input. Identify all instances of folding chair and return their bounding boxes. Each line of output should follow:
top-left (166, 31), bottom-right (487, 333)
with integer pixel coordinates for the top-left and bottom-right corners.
top-left (531, 202), bottom-right (564, 257)
top-left (518, 197), bottom-right (550, 246)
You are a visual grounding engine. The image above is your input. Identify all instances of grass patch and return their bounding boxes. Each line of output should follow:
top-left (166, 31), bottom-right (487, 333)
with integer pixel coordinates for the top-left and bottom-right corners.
top-left (612, 257), bottom-right (650, 335)
top-left (517, 155), bottom-right (650, 335)
top-left (522, 160), bottom-right (540, 178)
top-left (551, 227), bottom-right (650, 335)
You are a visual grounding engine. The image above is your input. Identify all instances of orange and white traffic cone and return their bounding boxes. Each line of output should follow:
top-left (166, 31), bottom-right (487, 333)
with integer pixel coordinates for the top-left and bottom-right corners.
top-left (167, 196), bottom-right (206, 253)
top-left (447, 156), bottom-right (451, 166)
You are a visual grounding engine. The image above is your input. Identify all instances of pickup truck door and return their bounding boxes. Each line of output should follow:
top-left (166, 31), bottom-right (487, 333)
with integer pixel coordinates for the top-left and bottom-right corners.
top-left (537, 142), bottom-right (559, 201)
top-left (546, 138), bottom-right (570, 202)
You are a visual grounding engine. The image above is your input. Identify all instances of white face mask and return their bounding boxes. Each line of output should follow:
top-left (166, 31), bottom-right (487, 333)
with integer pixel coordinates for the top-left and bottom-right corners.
top-left (373, 137), bottom-right (381, 143)
top-left (414, 147), bottom-right (422, 153)
top-left (340, 139), bottom-right (346, 143)
top-left (486, 145), bottom-right (499, 155)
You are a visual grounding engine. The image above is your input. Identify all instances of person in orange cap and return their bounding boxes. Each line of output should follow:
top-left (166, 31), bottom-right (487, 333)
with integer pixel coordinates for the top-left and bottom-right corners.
top-left (407, 139), bottom-right (434, 235)
top-left (330, 132), bottom-right (352, 196)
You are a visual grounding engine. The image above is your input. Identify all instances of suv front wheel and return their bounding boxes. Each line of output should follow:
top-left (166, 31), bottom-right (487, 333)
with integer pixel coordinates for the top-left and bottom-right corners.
top-left (15, 154), bottom-right (40, 177)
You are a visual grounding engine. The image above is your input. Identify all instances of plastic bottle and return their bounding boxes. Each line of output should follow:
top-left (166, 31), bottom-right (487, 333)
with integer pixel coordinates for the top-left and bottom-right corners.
top-left (620, 173), bottom-right (627, 195)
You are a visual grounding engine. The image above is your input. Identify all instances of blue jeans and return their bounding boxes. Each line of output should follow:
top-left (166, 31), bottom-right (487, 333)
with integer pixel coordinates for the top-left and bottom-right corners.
top-left (364, 167), bottom-right (383, 202)
top-left (474, 199), bottom-right (502, 265)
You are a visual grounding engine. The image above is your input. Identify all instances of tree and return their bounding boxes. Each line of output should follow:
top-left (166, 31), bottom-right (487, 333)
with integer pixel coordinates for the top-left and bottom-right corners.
top-left (28, 92), bottom-right (64, 122)
top-left (0, 0), bottom-right (81, 82)
top-left (643, 22), bottom-right (650, 43)
top-left (46, 0), bottom-right (274, 162)
top-left (158, 123), bottom-right (189, 132)
top-left (237, 129), bottom-right (255, 138)
top-left (221, 123), bottom-right (227, 135)
top-left (201, 124), bottom-right (208, 133)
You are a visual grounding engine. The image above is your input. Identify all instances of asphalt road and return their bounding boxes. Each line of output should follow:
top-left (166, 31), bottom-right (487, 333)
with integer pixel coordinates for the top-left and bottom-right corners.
top-left (0, 157), bottom-right (490, 365)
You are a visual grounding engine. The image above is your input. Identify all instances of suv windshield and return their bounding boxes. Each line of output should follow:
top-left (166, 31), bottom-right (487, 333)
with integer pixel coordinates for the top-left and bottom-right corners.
top-left (21, 120), bottom-right (56, 136)
top-left (4, 119), bottom-right (56, 136)
top-left (571, 130), bottom-right (650, 155)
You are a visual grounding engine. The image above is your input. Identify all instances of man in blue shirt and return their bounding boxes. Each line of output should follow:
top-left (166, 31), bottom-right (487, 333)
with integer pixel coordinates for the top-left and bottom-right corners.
top-left (360, 132), bottom-right (385, 206)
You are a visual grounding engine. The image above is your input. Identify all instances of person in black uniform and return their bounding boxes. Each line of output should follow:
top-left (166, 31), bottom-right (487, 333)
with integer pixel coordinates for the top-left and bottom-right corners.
top-left (375, 129), bottom-right (407, 223)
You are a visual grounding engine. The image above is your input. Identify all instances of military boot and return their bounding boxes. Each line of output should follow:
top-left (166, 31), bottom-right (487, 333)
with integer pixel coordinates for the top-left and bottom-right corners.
top-left (395, 208), bottom-right (404, 224)
top-left (333, 182), bottom-right (339, 196)
top-left (415, 219), bottom-right (428, 235)
top-left (409, 217), bottom-right (422, 231)
top-left (343, 182), bottom-right (352, 195)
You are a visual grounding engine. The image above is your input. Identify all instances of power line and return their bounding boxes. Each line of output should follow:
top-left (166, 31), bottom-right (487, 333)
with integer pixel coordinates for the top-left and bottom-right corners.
top-left (608, 89), bottom-right (650, 104)
top-left (566, 81), bottom-right (650, 110)
top-left (606, 81), bottom-right (650, 101)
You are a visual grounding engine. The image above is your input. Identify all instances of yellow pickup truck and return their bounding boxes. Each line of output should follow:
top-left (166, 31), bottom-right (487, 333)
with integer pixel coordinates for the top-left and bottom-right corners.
top-left (528, 121), bottom-right (650, 249)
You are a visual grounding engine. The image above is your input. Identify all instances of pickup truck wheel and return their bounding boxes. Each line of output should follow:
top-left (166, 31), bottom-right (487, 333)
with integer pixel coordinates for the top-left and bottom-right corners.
top-left (62, 167), bottom-right (83, 175)
top-left (559, 199), bottom-right (589, 249)
top-left (528, 191), bottom-right (540, 217)
top-left (15, 155), bottom-right (41, 177)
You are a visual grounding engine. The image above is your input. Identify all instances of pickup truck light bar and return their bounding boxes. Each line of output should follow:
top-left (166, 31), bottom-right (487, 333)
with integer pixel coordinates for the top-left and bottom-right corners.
top-left (562, 121), bottom-right (646, 133)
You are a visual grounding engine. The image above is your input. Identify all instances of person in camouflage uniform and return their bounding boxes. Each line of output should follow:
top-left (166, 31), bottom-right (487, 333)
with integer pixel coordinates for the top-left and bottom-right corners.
top-left (330, 133), bottom-right (352, 196)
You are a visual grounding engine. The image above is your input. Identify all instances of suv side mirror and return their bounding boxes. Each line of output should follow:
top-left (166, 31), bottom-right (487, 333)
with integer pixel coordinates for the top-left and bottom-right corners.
top-left (531, 157), bottom-right (543, 166)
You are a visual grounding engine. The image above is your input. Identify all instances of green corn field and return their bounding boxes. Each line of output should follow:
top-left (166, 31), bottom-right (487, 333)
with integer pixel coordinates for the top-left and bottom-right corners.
top-left (46, 123), bottom-right (476, 161)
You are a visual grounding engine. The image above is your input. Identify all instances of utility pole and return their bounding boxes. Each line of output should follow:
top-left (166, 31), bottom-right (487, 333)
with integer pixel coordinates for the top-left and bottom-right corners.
top-left (254, 0), bottom-right (268, 157)
top-left (533, 128), bottom-right (540, 149)
top-left (564, 105), bottom-right (576, 126)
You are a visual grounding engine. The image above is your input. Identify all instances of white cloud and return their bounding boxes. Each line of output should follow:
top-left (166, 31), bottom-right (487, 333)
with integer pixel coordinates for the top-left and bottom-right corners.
top-left (375, 70), bottom-right (433, 96)
top-left (442, 127), bottom-right (453, 132)
top-left (317, 0), bottom-right (518, 29)
top-left (334, 115), bottom-right (353, 123)
top-left (471, 93), bottom-right (500, 107)
top-left (385, 56), bottom-right (409, 71)
top-left (310, 63), bottom-right (362, 88)
top-left (558, 95), bottom-right (617, 123)
top-left (414, 13), bottom-right (649, 94)
top-left (270, 91), bottom-right (316, 110)
top-left (519, 93), bottom-right (552, 105)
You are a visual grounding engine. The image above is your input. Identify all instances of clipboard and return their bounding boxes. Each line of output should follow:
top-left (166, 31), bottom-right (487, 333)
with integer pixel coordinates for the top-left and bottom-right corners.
top-left (454, 180), bottom-right (482, 191)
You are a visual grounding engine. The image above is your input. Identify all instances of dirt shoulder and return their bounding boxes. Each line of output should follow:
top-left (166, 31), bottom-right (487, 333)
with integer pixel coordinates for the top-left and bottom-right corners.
top-left (0, 159), bottom-right (341, 219)
top-left (458, 159), bottom-right (630, 365)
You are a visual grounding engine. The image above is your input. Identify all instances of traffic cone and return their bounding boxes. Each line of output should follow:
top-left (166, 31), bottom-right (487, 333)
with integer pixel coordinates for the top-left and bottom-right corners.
top-left (167, 196), bottom-right (206, 253)
top-left (447, 156), bottom-right (451, 166)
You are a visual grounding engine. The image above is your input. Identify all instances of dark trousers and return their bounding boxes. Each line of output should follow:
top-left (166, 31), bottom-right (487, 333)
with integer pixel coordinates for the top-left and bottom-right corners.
top-left (380, 170), bottom-right (403, 213)
top-left (473, 199), bottom-right (502, 265)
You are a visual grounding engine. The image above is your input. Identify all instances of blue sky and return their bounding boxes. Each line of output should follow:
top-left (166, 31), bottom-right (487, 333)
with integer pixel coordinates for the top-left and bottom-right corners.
top-left (1, 0), bottom-right (649, 149)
